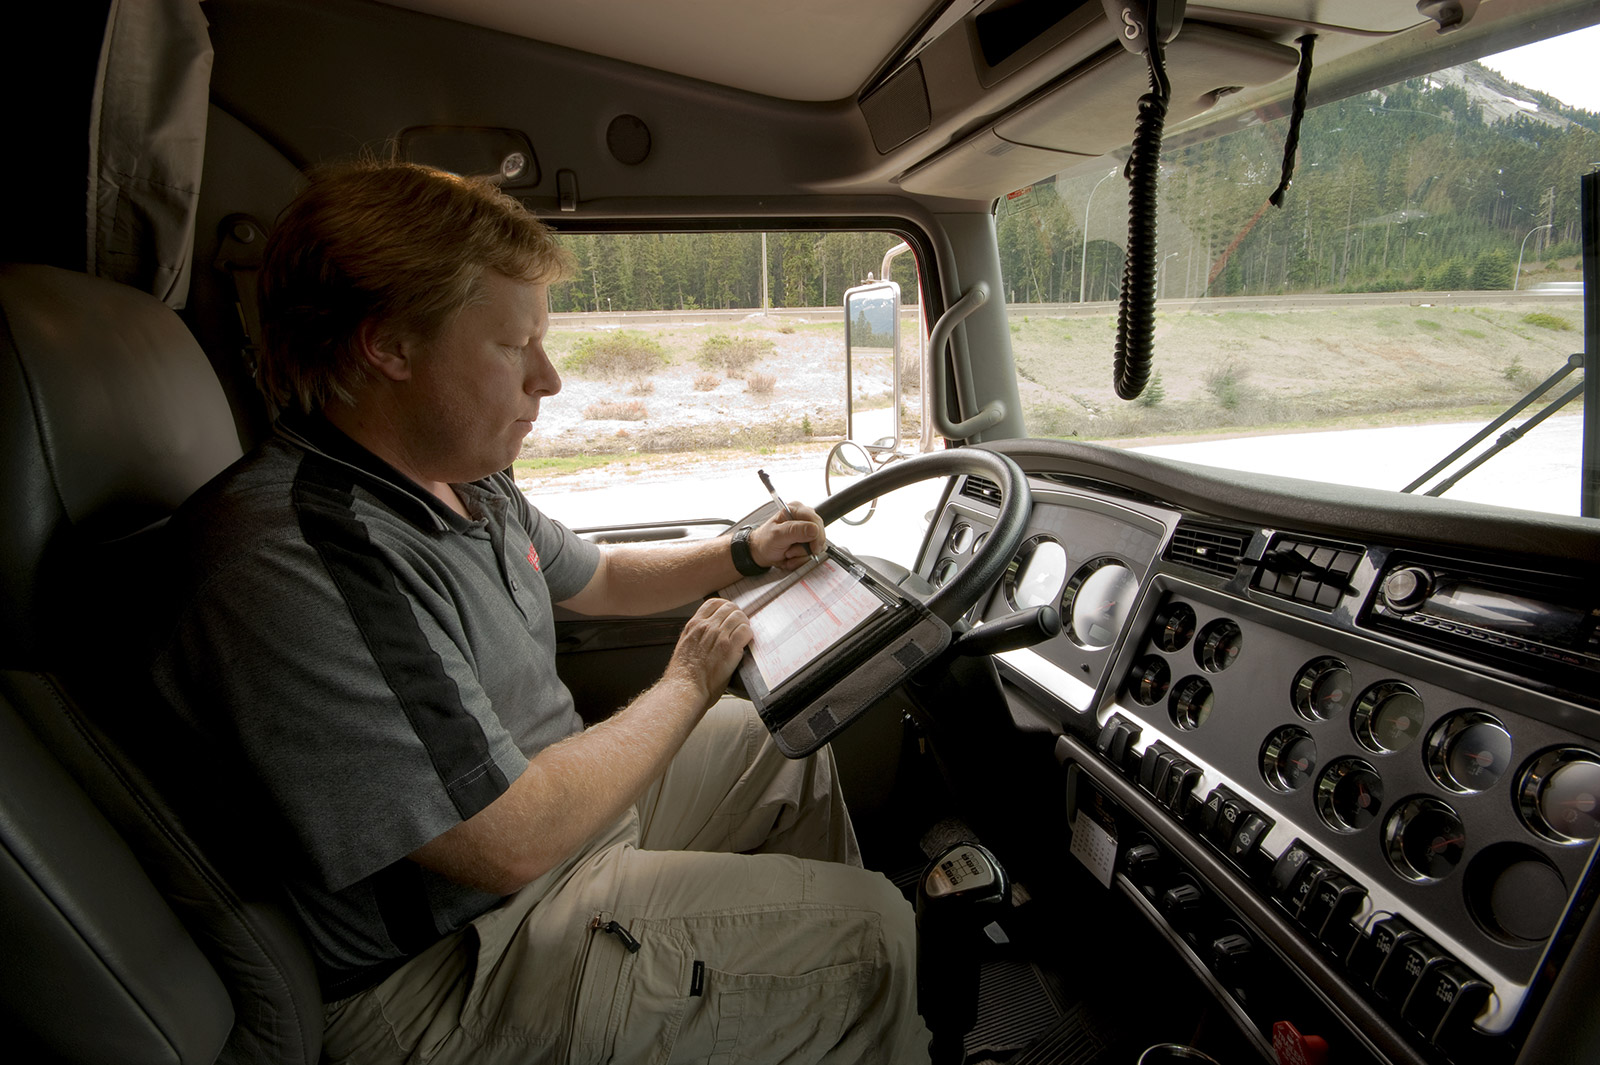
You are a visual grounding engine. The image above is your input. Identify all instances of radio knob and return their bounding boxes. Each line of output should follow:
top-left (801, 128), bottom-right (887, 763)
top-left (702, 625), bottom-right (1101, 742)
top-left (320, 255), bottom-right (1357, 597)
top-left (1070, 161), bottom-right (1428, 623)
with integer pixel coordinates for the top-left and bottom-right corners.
top-left (1381, 567), bottom-right (1431, 612)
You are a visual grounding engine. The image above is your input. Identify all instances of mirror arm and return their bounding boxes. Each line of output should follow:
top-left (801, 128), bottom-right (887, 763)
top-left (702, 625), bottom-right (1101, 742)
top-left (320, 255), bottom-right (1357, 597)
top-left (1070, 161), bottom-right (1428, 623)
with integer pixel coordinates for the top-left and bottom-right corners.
top-left (929, 282), bottom-right (1006, 440)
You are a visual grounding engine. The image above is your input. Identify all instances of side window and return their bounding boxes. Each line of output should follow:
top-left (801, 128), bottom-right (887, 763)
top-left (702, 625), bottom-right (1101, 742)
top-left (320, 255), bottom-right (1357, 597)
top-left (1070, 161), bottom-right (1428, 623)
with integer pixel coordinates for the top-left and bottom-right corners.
top-left (521, 231), bottom-right (932, 562)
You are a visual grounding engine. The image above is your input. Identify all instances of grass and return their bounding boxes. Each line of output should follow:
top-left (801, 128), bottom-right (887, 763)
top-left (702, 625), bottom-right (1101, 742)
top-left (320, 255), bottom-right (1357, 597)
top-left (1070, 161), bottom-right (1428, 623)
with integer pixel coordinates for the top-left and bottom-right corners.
top-left (1521, 312), bottom-right (1573, 331)
top-left (562, 332), bottom-right (671, 379)
top-left (524, 298), bottom-right (1577, 471)
top-left (697, 334), bottom-right (776, 375)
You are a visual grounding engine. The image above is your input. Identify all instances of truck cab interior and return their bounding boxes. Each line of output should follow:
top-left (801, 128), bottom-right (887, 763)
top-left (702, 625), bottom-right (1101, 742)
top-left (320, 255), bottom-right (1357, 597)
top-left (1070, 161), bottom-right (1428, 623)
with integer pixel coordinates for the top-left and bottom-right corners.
top-left (3, 1), bottom-right (1598, 1063)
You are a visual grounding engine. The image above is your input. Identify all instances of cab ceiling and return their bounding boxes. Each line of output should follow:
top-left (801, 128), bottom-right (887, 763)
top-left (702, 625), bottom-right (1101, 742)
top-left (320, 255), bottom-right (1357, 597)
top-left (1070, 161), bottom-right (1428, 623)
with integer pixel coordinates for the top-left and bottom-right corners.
top-left (374, 0), bottom-right (1433, 102)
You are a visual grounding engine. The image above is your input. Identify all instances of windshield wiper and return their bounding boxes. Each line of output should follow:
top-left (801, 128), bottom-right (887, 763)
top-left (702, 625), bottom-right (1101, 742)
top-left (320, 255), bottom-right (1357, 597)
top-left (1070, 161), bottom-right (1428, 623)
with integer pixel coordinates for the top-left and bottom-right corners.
top-left (1402, 352), bottom-right (1585, 497)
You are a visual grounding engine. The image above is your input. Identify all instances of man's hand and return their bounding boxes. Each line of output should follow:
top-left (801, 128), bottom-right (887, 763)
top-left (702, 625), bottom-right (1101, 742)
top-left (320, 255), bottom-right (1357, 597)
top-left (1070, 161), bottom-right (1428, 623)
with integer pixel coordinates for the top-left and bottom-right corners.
top-left (752, 501), bottom-right (827, 570)
top-left (664, 597), bottom-right (753, 709)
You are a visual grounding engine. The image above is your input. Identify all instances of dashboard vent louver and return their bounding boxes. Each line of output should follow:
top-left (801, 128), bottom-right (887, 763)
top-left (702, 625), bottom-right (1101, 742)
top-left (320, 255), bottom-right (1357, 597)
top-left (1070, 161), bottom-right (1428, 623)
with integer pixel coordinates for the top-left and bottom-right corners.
top-left (1166, 523), bottom-right (1247, 578)
top-left (961, 475), bottom-right (1003, 507)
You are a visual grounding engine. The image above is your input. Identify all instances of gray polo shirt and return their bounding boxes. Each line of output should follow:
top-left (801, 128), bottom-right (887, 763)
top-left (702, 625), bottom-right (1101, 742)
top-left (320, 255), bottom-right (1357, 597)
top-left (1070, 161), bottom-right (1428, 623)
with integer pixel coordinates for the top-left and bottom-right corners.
top-left (151, 414), bottom-right (600, 996)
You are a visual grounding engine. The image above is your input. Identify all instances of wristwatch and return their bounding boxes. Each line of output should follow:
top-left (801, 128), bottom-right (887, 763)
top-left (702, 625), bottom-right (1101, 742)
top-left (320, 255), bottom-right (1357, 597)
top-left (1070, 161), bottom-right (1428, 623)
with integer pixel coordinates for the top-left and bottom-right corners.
top-left (730, 525), bottom-right (770, 577)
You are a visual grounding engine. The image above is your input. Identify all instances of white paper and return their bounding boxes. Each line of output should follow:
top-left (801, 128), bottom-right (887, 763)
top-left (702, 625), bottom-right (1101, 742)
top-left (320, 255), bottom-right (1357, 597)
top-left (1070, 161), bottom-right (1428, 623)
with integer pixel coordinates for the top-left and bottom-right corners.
top-left (721, 557), bottom-right (882, 687)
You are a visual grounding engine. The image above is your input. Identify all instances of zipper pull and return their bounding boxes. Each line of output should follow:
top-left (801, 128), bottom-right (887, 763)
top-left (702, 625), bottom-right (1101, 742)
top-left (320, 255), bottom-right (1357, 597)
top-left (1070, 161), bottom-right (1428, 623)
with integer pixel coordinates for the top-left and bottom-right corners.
top-left (591, 915), bottom-right (641, 953)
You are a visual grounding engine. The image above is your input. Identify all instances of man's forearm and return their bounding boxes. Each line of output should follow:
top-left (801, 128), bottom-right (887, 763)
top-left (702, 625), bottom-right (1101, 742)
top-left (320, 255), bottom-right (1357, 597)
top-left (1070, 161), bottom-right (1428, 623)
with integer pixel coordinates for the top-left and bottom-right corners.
top-left (409, 669), bottom-right (711, 895)
top-left (568, 536), bottom-right (740, 617)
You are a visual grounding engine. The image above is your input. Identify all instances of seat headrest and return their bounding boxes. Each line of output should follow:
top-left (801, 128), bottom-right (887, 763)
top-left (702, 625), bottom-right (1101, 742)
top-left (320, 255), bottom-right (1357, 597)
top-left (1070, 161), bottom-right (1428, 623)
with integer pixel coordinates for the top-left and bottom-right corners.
top-left (0, 263), bottom-right (243, 663)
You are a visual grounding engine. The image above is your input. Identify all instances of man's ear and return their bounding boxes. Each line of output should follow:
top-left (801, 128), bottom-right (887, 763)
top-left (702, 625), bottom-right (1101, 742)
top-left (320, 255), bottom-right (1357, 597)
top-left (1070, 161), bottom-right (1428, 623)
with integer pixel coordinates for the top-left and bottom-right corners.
top-left (354, 318), bottom-right (415, 382)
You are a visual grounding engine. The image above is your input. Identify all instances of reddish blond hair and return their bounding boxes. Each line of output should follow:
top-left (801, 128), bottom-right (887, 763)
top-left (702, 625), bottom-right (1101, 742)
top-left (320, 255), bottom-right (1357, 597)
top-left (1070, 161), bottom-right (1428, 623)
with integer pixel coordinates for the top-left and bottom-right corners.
top-left (258, 161), bottom-right (570, 413)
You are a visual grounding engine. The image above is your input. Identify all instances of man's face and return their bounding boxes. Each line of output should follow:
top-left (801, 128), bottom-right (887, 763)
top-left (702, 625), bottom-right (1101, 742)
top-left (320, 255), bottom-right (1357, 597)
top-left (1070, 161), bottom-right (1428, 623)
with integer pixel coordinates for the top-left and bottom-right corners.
top-left (398, 272), bottom-right (560, 484)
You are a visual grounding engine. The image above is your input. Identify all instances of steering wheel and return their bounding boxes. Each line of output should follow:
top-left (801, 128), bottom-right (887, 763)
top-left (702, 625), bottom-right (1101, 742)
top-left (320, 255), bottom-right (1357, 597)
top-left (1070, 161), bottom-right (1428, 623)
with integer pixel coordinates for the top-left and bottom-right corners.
top-left (756, 447), bottom-right (1032, 756)
top-left (816, 447), bottom-right (1032, 624)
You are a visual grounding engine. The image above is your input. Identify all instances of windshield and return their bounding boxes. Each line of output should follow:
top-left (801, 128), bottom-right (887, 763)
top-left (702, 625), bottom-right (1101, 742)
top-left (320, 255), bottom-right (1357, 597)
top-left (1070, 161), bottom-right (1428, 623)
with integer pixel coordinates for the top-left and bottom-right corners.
top-left (999, 25), bottom-right (1596, 520)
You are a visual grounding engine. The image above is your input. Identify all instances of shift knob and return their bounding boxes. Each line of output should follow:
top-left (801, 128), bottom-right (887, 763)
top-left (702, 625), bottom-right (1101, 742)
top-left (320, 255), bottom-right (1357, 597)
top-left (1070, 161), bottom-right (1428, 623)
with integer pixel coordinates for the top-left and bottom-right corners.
top-left (916, 842), bottom-right (1009, 1065)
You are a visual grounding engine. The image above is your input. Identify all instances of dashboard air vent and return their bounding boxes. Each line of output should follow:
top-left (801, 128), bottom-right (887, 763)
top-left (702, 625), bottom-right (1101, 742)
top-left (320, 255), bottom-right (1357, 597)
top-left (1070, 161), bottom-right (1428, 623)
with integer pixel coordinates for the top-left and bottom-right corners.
top-left (961, 475), bottom-right (1003, 507)
top-left (1166, 522), bottom-right (1248, 578)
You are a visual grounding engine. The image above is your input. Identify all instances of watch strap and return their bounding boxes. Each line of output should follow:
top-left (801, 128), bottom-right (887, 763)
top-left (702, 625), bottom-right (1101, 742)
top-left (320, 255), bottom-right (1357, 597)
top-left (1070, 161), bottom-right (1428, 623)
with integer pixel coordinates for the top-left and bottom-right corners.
top-left (730, 525), bottom-right (770, 577)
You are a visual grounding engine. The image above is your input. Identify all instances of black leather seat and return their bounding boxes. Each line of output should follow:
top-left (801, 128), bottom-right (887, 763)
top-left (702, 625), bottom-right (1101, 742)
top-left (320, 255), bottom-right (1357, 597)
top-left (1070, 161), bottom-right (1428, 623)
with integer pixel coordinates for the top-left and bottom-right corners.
top-left (0, 263), bottom-right (322, 1064)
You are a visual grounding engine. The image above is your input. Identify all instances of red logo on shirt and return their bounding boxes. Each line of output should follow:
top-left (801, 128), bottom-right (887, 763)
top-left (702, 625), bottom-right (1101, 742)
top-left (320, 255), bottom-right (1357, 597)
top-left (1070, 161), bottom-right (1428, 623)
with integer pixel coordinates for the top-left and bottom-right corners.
top-left (526, 543), bottom-right (541, 571)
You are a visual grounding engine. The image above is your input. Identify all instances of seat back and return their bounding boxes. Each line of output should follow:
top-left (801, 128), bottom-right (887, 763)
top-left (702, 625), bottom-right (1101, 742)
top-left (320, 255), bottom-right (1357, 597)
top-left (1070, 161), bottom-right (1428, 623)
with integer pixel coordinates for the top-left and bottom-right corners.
top-left (0, 263), bottom-right (322, 1064)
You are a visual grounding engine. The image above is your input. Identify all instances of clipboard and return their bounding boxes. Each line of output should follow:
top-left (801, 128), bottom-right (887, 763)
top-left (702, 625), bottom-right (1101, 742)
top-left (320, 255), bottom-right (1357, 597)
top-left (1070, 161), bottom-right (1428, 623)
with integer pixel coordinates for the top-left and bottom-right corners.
top-left (720, 544), bottom-right (952, 757)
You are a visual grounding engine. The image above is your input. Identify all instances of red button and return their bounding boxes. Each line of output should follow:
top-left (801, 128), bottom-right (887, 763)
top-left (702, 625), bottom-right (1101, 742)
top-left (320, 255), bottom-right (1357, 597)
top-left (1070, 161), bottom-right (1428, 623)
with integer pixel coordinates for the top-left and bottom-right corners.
top-left (1272, 1020), bottom-right (1329, 1065)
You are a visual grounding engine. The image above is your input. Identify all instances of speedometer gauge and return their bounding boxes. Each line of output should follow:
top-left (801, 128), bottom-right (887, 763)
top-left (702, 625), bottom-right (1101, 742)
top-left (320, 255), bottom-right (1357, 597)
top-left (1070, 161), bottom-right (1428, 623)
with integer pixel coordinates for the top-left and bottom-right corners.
top-left (1002, 536), bottom-right (1069, 610)
top-left (1064, 557), bottom-right (1139, 650)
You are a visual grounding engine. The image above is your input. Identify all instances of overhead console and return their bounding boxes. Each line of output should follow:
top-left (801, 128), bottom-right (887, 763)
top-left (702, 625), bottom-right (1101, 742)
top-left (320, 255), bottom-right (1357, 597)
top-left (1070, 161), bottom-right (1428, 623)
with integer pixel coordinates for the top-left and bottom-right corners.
top-left (914, 442), bottom-right (1600, 1065)
top-left (863, 0), bottom-right (1304, 199)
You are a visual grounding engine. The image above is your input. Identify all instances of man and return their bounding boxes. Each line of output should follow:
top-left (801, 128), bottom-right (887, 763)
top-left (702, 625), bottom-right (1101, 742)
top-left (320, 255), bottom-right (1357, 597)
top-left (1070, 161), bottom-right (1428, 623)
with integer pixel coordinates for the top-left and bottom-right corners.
top-left (152, 160), bottom-right (930, 1063)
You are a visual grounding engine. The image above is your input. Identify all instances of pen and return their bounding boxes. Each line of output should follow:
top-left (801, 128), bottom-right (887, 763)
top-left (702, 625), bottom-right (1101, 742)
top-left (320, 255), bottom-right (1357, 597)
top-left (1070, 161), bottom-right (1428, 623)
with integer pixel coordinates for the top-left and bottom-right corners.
top-left (757, 469), bottom-right (821, 564)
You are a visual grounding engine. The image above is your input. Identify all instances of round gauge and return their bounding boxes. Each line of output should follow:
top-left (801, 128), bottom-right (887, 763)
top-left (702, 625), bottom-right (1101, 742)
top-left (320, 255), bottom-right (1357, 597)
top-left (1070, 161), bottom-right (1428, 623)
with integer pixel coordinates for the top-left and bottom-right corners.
top-left (1316, 757), bottom-right (1384, 833)
top-left (931, 558), bottom-right (958, 588)
top-left (1427, 711), bottom-right (1512, 793)
top-left (972, 532), bottom-right (989, 554)
top-left (1195, 619), bottom-right (1243, 673)
top-left (947, 523), bottom-right (974, 554)
top-left (1064, 558), bottom-right (1140, 650)
top-left (1151, 602), bottom-right (1197, 652)
top-left (1129, 655), bottom-right (1171, 706)
top-left (1003, 536), bottom-right (1069, 611)
top-left (1261, 726), bottom-right (1318, 792)
top-left (1518, 748), bottom-right (1600, 844)
top-left (1169, 675), bottom-right (1214, 731)
top-left (1293, 657), bottom-right (1353, 722)
top-left (1352, 681), bottom-right (1425, 754)
top-left (1385, 797), bottom-right (1466, 882)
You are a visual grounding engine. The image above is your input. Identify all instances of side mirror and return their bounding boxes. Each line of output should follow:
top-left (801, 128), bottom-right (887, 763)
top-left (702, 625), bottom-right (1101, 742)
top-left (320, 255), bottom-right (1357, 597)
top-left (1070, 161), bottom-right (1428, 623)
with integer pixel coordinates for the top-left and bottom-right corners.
top-left (842, 280), bottom-right (903, 458)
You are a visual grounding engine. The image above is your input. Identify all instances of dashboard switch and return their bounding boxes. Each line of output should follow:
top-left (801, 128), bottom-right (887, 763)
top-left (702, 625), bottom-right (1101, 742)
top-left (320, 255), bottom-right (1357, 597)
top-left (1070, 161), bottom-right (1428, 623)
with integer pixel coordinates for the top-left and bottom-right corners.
top-left (1198, 784), bottom-right (1238, 839)
top-left (1375, 931), bottom-right (1445, 1005)
top-left (1299, 874), bottom-right (1366, 940)
top-left (1270, 840), bottom-right (1318, 900)
top-left (1285, 860), bottom-right (1335, 920)
top-left (1140, 741), bottom-right (1174, 793)
top-left (1212, 793), bottom-right (1252, 849)
top-left (1228, 812), bottom-right (1272, 865)
top-left (1162, 760), bottom-right (1202, 813)
top-left (1404, 960), bottom-right (1489, 1044)
top-left (1356, 915), bottom-right (1419, 990)
top-left (1422, 964), bottom-right (1493, 1051)
top-left (1096, 714), bottom-right (1141, 773)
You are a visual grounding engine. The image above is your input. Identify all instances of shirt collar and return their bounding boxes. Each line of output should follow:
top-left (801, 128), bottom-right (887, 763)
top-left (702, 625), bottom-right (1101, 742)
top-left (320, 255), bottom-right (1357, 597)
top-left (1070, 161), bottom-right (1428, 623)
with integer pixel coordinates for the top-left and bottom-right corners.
top-left (275, 410), bottom-right (492, 533)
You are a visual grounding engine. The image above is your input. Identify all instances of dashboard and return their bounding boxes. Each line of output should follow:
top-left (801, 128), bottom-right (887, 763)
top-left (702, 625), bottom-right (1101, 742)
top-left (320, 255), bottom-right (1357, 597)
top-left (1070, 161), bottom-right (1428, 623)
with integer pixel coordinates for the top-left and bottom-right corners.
top-left (913, 439), bottom-right (1600, 1065)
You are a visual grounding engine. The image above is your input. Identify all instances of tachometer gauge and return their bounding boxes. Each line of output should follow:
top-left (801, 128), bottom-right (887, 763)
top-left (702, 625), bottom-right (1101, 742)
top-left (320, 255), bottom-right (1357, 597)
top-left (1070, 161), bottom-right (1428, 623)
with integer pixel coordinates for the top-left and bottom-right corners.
top-left (1353, 681), bottom-right (1425, 755)
top-left (1129, 655), bottom-right (1171, 706)
top-left (1519, 748), bottom-right (1600, 844)
top-left (1169, 675), bottom-right (1214, 730)
top-left (1261, 726), bottom-right (1317, 791)
top-left (1064, 557), bottom-right (1139, 650)
top-left (1003, 536), bottom-right (1068, 611)
top-left (1293, 657), bottom-right (1352, 721)
top-left (1427, 711), bottom-right (1511, 793)
top-left (1150, 602), bottom-right (1196, 652)
top-left (1195, 619), bottom-right (1243, 672)
top-left (1316, 758), bottom-right (1384, 833)
top-left (1385, 798), bottom-right (1465, 882)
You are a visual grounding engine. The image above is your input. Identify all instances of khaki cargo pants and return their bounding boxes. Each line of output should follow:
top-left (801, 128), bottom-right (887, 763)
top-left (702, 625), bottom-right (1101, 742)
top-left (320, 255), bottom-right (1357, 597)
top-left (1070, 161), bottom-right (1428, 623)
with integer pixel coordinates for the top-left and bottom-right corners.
top-left (323, 697), bottom-right (932, 1064)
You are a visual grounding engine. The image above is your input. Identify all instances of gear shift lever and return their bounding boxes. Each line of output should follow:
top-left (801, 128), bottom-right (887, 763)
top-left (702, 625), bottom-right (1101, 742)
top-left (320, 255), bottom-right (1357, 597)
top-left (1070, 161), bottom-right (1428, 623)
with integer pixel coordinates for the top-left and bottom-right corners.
top-left (916, 841), bottom-right (1010, 1065)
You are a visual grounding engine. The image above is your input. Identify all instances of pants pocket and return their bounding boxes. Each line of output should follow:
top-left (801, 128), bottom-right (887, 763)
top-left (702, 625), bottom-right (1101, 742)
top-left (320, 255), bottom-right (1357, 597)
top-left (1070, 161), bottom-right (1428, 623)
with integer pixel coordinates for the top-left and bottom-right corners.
top-left (612, 909), bottom-right (881, 1065)
top-left (694, 957), bottom-right (872, 1065)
